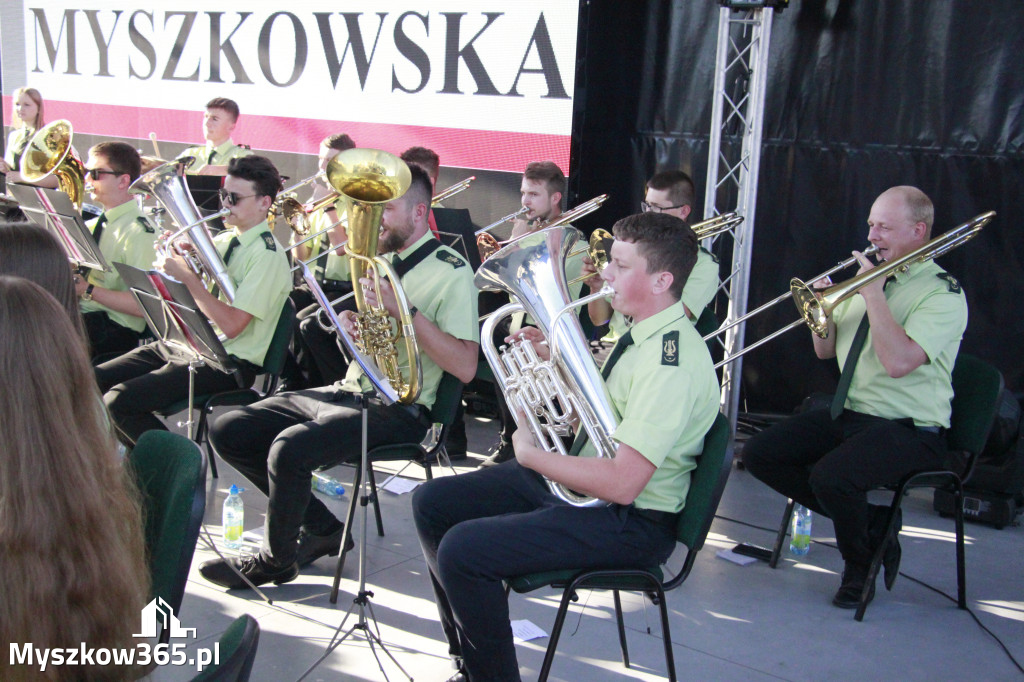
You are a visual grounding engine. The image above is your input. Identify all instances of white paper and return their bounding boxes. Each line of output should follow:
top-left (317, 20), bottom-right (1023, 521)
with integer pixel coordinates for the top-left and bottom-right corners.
top-left (511, 620), bottom-right (548, 642)
top-left (379, 475), bottom-right (423, 495)
top-left (716, 549), bottom-right (759, 566)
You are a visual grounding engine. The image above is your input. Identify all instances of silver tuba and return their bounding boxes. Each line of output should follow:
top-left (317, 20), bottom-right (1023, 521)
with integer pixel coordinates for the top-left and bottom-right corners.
top-left (476, 225), bottom-right (618, 507)
top-left (130, 158), bottom-right (236, 302)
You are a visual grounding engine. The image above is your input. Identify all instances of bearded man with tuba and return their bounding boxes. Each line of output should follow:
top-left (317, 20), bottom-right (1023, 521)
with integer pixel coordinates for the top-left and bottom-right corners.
top-left (743, 186), bottom-right (968, 610)
top-left (96, 155), bottom-right (291, 446)
top-left (413, 212), bottom-right (720, 682)
top-left (199, 165), bottom-right (479, 589)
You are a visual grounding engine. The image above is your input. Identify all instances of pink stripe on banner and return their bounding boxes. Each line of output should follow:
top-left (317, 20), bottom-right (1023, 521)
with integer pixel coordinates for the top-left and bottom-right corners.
top-left (3, 97), bottom-right (570, 174)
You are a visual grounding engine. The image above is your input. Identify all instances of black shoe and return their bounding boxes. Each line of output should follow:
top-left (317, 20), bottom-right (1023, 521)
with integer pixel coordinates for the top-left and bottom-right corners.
top-left (832, 562), bottom-right (875, 609)
top-left (199, 555), bottom-right (299, 590)
top-left (479, 439), bottom-right (514, 467)
top-left (295, 527), bottom-right (355, 567)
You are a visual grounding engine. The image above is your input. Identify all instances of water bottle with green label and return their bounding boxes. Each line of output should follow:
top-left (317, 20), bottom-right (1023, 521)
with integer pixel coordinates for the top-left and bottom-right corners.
top-left (222, 485), bottom-right (244, 550)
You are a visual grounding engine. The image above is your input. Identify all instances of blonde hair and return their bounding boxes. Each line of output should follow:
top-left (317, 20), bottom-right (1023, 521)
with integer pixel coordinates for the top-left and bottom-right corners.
top-left (0, 276), bottom-right (149, 682)
top-left (11, 87), bottom-right (44, 130)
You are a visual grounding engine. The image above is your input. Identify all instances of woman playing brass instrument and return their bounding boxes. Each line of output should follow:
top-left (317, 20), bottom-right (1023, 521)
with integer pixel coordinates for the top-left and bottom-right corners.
top-left (0, 87), bottom-right (60, 189)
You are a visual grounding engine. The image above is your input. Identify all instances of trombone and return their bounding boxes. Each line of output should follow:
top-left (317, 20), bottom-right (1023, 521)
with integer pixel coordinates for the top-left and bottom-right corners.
top-left (709, 211), bottom-right (994, 369)
top-left (432, 176), bottom-right (475, 205)
top-left (477, 194), bottom-right (609, 262)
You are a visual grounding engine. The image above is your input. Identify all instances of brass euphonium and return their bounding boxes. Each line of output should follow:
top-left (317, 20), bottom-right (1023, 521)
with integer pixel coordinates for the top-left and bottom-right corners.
top-left (302, 148), bottom-right (422, 405)
top-left (18, 119), bottom-right (86, 208)
top-left (476, 225), bottom-right (618, 507)
top-left (129, 158), bottom-right (237, 302)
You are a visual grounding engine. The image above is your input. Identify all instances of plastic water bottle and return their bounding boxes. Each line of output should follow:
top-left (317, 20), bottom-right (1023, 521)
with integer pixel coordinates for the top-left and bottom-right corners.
top-left (222, 485), bottom-right (244, 550)
top-left (790, 504), bottom-right (812, 556)
top-left (312, 472), bottom-right (346, 498)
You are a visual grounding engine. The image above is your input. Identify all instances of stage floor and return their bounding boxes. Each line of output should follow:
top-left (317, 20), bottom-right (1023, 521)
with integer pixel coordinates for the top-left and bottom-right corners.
top-left (146, 410), bottom-right (1024, 681)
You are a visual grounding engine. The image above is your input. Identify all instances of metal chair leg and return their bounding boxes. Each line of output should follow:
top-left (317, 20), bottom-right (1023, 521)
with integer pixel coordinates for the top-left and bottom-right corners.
top-left (654, 583), bottom-right (677, 682)
top-left (954, 482), bottom-right (967, 609)
top-left (538, 587), bottom-right (576, 682)
top-left (613, 590), bottom-right (630, 668)
top-left (367, 466), bottom-right (385, 537)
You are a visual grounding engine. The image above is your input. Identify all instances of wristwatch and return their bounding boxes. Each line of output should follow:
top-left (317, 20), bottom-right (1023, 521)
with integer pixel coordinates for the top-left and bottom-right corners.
top-left (408, 305), bottom-right (418, 318)
top-left (82, 283), bottom-right (95, 301)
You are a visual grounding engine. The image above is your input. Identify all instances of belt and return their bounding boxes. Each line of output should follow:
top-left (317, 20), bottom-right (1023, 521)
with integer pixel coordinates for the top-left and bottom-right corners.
top-left (632, 506), bottom-right (678, 528)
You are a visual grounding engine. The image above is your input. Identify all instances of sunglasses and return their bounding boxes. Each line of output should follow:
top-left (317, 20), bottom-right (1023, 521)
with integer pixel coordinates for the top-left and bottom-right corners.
top-left (218, 189), bottom-right (257, 206)
top-left (85, 168), bottom-right (120, 180)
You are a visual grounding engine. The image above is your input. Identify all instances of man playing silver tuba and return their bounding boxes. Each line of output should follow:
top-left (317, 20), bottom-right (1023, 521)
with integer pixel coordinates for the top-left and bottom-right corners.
top-left (413, 211), bottom-right (721, 682)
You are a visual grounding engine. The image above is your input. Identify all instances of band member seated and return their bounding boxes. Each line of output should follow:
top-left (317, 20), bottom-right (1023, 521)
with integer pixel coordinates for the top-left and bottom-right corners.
top-left (585, 170), bottom-right (720, 345)
top-left (413, 211), bottom-right (720, 682)
top-left (95, 155), bottom-right (291, 446)
top-left (743, 186), bottom-right (965, 608)
top-left (281, 132), bottom-right (357, 391)
top-left (73, 142), bottom-right (158, 358)
top-left (176, 97), bottom-right (252, 176)
top-left (198, 164), bottom-right (478, 589)
top-left (401, 146), bottom-right (442, 237)
top-left (0, 87), bottom-right (59, 189)
top-left (480, 160), bottom-right (579, 468)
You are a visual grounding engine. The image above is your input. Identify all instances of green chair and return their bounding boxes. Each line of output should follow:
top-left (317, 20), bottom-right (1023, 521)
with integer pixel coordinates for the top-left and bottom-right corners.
top-left (158, 298), bottom-right (296, 478)
top-left (506, 412), bottom-right (733, 682)
top-left (190, 614), bottom-right (260, 682)
top-left (128, 430), bottom-right (206, 644)
top-left (767, 353), bottom-right (1004, 621)
top-left (330, 372), bottom-right (465, 603)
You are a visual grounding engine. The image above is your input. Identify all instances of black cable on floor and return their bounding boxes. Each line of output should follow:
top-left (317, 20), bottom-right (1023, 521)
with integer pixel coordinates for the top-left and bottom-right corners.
top-left (713, 513), bottom-right (1024, 675)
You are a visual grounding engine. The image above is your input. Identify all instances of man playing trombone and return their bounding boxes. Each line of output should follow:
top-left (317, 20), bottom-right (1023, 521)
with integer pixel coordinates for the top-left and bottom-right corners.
top-left (743, 186), bottom-right (968, 608)
top-left (414, 212), bottom-right (721, 681)
top-left (95, 155), bottom-right (292, 446)
top-left (199, 165), bottom-right (479, 589)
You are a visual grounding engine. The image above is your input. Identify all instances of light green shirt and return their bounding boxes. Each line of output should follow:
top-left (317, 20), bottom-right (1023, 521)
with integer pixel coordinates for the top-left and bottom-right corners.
top-left (212, 221), bottom-right (291, 366)
top-left (294, 200), bottom-right (350, 282)
top-left (604, 247), bottom-right (720, 341)
top-left (582, 303), bottom-right (720, 513)
top-left (5, 126), bottom-right (33, 170)
top-left (176, 139), bottom-right (251, 174)
top-left (81, 200), bottom-right (158, 332)
top-left (833, 259), bottom-right (967, 428)
top-left (341, 231), bottom-right (479, 412)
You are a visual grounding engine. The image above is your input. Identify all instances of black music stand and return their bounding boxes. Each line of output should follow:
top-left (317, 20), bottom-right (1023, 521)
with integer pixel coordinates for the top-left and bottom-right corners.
top-left (9, 183), bottom-right (108, 272)
top-left (297, 264), bottom-right (414, 682)
top-left (434, 206), bottom-right (479, 271)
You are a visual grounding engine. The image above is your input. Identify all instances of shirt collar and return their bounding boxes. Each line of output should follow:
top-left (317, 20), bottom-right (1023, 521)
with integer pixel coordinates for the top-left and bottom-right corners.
top-left (207, 139), bottom-right (236, 155)
top-left (234, 220), bottom-right (270, 247)
top-left (627, 302), bottom-right (689, 346)
top-left (389, 230), bottom-right (434, 260)
top-left (102, 199), bottom-right (136, 225)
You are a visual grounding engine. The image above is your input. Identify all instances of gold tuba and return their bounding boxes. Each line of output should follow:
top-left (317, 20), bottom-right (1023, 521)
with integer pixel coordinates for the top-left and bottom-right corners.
top-left (323, 148), bottom-right (422, 405)
top-left (18, 119), bottom-right (86, 208)
top-left (129, 158), bottom-right (237, 302)
top-left (476, 225), bottom-right (618, 507)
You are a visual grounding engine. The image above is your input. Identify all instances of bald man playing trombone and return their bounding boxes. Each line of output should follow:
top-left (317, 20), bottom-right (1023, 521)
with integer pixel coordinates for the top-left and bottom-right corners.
top-left (743, 186), bottom-right (968, 609)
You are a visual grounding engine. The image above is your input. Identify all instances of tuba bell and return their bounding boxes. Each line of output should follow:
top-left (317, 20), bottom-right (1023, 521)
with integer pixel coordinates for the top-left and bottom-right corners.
top-left (18, 119), bottom-right (86, 208)
top-left (129, 158), bottom-right (237, 302)
top-left (309, 148), bottom-right (422, 405)
top-left (476, 225), bottom-right (619, 507)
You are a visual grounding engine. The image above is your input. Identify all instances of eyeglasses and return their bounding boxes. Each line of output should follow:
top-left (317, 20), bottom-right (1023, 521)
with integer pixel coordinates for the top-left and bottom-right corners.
top-left (85, 168), bottom-right (120, 180)
top-left (219, 189), bottom-right (257, 206)
top-left (641, 201), bottom-right (687, 214)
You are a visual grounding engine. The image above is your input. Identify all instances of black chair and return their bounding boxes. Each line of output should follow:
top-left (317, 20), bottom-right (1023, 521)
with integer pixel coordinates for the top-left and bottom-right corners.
top-left (189, 614), bottom-right (260, 682)
top-left (506, 412), bottom-right (733, 681)
top-left (128, 430), bottom-right (207, 644)
top-left (158, 298), bottom-right (296, 478)
top-left (329, 372), bottom-right (465, 602)
top-left (767, 353), bottom-right (1004, 621)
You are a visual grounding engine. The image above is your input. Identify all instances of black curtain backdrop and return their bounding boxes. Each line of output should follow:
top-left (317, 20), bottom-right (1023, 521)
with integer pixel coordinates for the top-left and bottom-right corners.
top-left (570, 0), bottom-right (1024, 413)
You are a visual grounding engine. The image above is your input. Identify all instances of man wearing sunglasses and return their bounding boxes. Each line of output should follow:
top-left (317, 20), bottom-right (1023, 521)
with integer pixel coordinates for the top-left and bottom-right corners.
top-left (176, 97), bottom-right (252, 176)
top-left (95, 155), bottom-right (291, 447)
top-left (583, 170), bottom-right (721, 359)
top-left (74, 142), bottom-right (159, 357)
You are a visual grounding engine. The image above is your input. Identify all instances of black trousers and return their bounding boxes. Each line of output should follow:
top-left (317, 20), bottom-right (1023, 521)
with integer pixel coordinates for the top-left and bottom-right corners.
top-left (742, 408), bottom-right (945, 565)
top-left (209, 387), bottom-right (430, 565)
top-left (298, 284), bottom-right (358, 387)
top-left (412, 461), bottom-right (677, 681)
top-left (84, 310), bottom-right (144, 359)
top-left (96, 341), bottom-right (254, 446)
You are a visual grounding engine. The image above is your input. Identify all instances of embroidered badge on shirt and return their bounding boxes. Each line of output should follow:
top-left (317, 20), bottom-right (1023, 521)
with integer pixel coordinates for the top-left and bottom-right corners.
top-left (136, 216), bottom-right (155, 233)
top-left (436, 251), bottom-right (466, 269)
top-left (261, 232), bottom-right (277, 251)
top-left (661, 330), bottom-right (679, 366)
top-left (937, 273), bottom-right (961, 293)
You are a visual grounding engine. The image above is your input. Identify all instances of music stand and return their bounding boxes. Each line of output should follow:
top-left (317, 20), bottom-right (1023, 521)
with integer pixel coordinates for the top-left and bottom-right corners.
top-left (9, 183), bottom-right (108, 272)
top-left (297, 264), bottom-right (414, 682)
top-left (434, 206), bottom-right (480, 271)
top-left (186, 174), bottom-right (226, 235)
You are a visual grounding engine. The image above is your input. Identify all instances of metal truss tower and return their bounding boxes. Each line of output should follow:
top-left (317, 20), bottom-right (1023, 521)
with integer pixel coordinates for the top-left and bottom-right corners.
top-left (703, 1), bottom-right (785, 433)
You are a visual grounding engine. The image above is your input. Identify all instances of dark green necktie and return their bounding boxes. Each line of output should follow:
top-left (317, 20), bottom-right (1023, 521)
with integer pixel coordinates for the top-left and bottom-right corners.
top-left (568, 330), bottom-right (634, 456)
top-left (91, 214), bottom-right (108, 247)
top-left (210, 236), bottom-right (240, 299)
top-left (207, 148), bottom-right (217, 165)
top-left (830, 314), bottom-right (870, 419)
